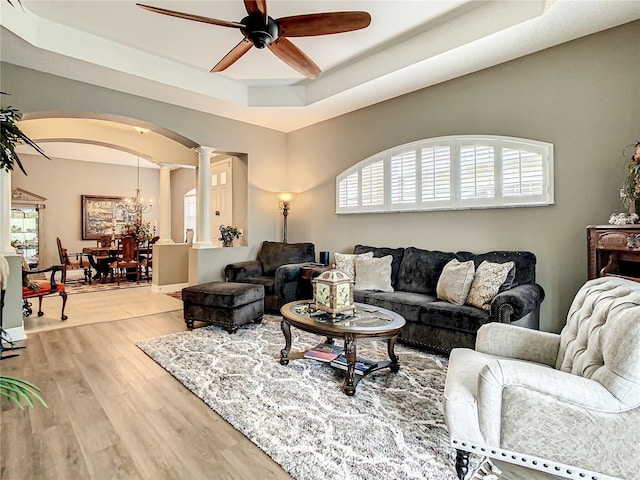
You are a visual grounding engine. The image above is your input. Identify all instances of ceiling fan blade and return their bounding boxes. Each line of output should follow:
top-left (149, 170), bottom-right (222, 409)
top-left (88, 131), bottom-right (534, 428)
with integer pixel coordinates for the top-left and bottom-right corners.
top-left (211, 40), bottom-right (253, 73)
top-left (278, 12), bottom-right (371, 37)
top-left (268, 37), bottom-right (320, 79)
top-left (137, 3), bottom-right (245, 29)
top-left (244, 0), bottom-right (267, 21)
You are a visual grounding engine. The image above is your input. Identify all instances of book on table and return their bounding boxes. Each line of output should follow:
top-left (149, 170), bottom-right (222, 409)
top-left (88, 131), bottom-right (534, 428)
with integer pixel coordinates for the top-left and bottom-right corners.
top-left (303, 342), bottom-right (343, 362)
top-left (330, 354), bottom-right (376, 375)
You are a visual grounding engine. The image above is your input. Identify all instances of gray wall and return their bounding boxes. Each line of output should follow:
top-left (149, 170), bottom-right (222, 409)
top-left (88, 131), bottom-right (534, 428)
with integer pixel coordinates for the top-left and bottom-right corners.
top-left (2, 62), bottom-right (290, 255)
top-left (286, 21), bottom-right (640, 332)
top-left (4, 21), bottom-right (639, 333)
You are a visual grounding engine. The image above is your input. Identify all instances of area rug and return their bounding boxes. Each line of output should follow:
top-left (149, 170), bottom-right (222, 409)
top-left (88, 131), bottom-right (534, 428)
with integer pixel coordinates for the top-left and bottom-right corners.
top-left (64, 278), bottom-right (150, 295)
top-left (165, 291), bottom-right (182, 300)
top-left (137, 315), bottom-right (480, 480)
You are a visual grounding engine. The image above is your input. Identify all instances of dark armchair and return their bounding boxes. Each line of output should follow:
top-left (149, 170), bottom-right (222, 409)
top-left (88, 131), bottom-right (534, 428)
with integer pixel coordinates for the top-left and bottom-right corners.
top-left (224, 241), bottom-right (315, 311)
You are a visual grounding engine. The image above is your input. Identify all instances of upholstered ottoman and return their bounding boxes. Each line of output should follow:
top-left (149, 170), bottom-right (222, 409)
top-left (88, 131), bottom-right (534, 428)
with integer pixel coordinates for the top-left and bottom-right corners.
top-left (182, 282), bottom-right (265, 333)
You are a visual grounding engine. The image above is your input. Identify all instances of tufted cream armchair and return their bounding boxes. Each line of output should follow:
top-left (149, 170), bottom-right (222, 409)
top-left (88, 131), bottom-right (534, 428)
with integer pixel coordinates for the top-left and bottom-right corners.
top-left (443, 277), bottom-right (640, 480)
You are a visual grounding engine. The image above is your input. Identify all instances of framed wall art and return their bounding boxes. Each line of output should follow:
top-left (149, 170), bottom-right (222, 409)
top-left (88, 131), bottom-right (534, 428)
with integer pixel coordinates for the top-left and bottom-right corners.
top-left (81, 195), bottom-right (136, 240)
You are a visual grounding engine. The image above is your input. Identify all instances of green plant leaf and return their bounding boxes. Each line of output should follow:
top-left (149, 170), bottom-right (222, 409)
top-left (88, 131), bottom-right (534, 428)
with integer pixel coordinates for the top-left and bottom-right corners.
top-left (0, 375), bottom-right (48, 409)
top-left (1, 94), bottom-right (50, 174)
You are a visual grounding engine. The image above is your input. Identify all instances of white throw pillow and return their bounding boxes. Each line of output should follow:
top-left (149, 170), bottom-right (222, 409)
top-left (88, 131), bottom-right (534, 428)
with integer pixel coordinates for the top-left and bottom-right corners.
top-left (436, 259), bottom-right (475, 305)
top-left (334, 251), bottom-right (374, 280)
top-left (354, 255), bottom-right (394, 292)
top-left (466, 260), bottom-right (515, 311)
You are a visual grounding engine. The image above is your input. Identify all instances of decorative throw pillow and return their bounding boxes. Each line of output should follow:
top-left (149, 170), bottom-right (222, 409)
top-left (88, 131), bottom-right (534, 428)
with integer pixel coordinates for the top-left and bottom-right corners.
top-left (498, 264), bottom-right (517, 293)
top-left (334, 251), bottom-right (374, 280)
top-left (466, 260), bottom-right (515, 311)
top-left (436, 259), bottom-right (475, 305)
top-left (354, 255), bottom-right (394, 292)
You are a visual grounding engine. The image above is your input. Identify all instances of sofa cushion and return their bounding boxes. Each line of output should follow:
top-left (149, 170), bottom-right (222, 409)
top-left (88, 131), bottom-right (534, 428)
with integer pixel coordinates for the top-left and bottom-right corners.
top-left (354, 290), bottom-right (435, 324)
top-left (354, 255), bottom-right (394, 292)
top-left (334, 251), bottom-right (373, 280)
top-left (466, 261), bottom-right (515, 311)
top-left (353, 245), bottom-right (404, 287)
top-left (437, 259), bottom-right (475, 305)
top-left (257, 241), bottom-right (315, 276)
top-left (457, 251), bottom-right (535, 287)
top-left (240, 276), bottom-right (275, 296)
top-left (396, 247), bottom-right (457, 295)
top-left (420, 301), bottom-right (489, 333)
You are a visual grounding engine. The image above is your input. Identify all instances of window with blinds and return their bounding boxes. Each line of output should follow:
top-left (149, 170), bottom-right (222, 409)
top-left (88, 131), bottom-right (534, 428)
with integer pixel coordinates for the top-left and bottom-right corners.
top-left (336, 135), bottom-right (553, 214)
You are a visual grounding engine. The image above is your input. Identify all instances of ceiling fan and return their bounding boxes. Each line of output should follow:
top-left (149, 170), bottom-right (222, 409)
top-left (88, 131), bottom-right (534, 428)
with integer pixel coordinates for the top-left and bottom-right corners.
top-left (137, 1), bottom-right (371, 79)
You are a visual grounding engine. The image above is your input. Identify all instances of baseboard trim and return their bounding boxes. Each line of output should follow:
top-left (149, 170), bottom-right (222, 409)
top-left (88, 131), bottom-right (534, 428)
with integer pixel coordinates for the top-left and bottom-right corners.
top-left (152, 283), bottom-right (188, 294)
top-left (2, 325), bottom-right (26, 342)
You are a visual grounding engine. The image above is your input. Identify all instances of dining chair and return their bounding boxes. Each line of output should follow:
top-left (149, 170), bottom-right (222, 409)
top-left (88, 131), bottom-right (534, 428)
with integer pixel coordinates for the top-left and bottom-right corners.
top-left (141, 236), bottom-right (159, 282)
top-left (56, 237), bottom-right (91, 284)
top-left (109, 235), bottom-right (140, 285)
top-left (97, 235), bottom-right (113, 248)
top-left (22, 263), bottom-right (68, 321)
top-left (92, 235), bottom-right (117, 283)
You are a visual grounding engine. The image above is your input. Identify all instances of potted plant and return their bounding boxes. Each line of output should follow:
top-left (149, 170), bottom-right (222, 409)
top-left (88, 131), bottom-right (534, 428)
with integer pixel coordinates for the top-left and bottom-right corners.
top-left (621, 142), bottom-right (640, 214)
top-left (218, 225), bottom-right (241, 247)
top-left (121, 219), bottom-right (153, 242)
top-left (1, 92), bottom-right (50, 174)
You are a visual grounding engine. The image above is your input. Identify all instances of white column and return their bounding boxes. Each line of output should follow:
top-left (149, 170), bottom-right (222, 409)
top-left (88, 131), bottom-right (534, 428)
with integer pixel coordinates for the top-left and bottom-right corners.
top-left (194, 146), bottom-right (214, 247)
top-left (156, 163), bottom-right (174, 245)
top-left (1, 170), bottom-right (13, 254)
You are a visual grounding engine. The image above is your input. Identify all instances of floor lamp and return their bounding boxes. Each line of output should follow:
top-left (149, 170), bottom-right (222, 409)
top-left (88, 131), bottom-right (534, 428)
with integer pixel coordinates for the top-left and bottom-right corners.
top-left (278, 192), bottom-right (293, 243)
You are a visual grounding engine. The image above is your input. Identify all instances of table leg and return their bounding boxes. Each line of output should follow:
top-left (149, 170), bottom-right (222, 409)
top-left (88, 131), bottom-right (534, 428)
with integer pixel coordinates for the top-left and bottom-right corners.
top-left (388, 335), bottom-right (400, 372)
top-left (280, 318), bottom-right (292, 365)
top-left (343, 334), bottom-right (357, 396)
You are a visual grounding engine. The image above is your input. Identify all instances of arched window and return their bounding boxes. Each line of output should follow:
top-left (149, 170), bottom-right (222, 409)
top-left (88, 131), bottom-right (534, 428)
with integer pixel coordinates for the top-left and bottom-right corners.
top-left (184, 188), bottom-right (196, 240)
top-left (336, 135), bottom-right (554, 214)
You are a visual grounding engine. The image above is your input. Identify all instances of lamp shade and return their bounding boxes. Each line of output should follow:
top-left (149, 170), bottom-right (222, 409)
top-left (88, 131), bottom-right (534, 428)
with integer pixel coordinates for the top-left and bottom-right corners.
top-left (279, 192), bottom-right (294, 203)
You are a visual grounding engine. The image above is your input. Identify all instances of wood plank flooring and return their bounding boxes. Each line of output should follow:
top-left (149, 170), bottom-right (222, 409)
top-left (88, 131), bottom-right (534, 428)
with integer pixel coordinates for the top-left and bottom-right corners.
top-left (0, 310), bottom-right (294, 480)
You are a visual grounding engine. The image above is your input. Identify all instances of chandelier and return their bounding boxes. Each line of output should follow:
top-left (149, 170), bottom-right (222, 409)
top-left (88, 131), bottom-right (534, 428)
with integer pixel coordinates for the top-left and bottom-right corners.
top-left (125, 155), bottom-right (152, 218)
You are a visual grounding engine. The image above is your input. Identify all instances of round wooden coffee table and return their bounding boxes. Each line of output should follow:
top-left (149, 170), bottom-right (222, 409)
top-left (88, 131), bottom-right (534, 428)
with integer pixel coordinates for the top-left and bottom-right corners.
top-left (279, 301), bottom-right (406, 396)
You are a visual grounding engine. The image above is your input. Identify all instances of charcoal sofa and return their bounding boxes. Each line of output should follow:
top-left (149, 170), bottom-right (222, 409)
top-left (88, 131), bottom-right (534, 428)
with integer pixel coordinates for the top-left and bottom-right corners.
top-left (350, 245), bottom-right (545, 355)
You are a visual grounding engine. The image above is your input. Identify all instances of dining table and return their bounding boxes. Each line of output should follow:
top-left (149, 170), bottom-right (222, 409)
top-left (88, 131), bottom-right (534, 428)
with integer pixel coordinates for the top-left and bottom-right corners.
top-left (83, 242), bottom-right (150, 283)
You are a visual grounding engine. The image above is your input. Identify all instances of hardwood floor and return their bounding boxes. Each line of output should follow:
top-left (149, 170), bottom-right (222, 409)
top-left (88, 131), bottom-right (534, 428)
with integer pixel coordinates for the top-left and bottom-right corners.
top-left (0, 310), bottom-right (293, 480)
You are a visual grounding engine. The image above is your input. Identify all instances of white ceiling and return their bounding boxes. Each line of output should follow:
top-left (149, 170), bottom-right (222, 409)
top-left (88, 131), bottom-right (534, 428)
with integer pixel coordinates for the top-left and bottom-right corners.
top-left (1, 0), bottom-right (639, 165)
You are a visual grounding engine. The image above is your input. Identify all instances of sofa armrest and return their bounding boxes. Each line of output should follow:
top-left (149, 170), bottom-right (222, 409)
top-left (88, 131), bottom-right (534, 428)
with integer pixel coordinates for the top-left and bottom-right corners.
top-left (224, 260), bottom-right (263, 282)
top-left (274, 262), bottom-right (313, 284)
top-left (490, 283), bottom-right (545, 323)
top-left (476, 323), bottom-right (560, 367)
top-left (274, 262), bottom-right (315, 307)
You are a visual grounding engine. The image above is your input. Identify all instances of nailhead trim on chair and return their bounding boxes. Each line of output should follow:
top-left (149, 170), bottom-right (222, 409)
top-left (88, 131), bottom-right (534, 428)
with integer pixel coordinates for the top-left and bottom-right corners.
top-left (451, 439), bottom-right (622, 480)
top-left (397, 334), bottom-right (449, 355)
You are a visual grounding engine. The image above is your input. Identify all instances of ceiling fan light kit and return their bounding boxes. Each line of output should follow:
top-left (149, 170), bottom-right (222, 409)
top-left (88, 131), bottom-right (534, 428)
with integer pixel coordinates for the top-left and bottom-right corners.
top-left (137, 1), bottom-right (371, 79)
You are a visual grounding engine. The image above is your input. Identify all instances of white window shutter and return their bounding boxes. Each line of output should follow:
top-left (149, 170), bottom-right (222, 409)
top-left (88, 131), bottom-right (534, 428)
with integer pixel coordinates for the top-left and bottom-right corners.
top-left (503, 148), bottom-right (544, 197)
top-left (421, 146), bottom-right (451, 202)
top-left (390, 150), bottom-right (416, 204)
top-left (460, 145), bottom-right (495, 200)
top-left (335, 135), bottom-right (553, 214)
top-left (362, 160), bottom-right (384, 206)
top-left (338, 172), bottom-right (359, 208)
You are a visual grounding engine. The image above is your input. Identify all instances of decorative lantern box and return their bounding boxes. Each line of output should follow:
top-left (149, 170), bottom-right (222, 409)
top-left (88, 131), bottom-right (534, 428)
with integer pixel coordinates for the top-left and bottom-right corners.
top-left (312, 265), bottom-right (355, 317)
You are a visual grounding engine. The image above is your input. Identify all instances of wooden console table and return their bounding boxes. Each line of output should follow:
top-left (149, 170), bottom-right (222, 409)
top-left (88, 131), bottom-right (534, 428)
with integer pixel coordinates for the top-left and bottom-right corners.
top-left (587, 224), bottom-right (640, 282)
